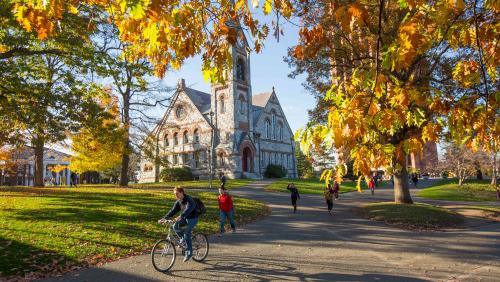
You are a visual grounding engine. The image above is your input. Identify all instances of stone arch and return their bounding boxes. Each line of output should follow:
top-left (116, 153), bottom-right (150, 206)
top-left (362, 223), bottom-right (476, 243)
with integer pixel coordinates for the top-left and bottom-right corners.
top-left (239, 140), bottom-right (256, 173)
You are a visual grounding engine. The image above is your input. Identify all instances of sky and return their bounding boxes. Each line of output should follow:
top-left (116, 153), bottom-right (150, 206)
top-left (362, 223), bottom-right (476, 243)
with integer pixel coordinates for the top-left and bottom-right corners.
top-left (159, 20), bottom-right (315, 133)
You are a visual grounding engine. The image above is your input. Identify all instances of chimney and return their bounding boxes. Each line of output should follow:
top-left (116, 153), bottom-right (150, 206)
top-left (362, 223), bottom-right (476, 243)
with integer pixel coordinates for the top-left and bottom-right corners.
top-left (178, 78), bottom-right (186, 89)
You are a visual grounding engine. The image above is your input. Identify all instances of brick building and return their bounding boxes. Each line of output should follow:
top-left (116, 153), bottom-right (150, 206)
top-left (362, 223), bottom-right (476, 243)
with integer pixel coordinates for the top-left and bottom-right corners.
top-left (138, 32), bottom-right (297, 182)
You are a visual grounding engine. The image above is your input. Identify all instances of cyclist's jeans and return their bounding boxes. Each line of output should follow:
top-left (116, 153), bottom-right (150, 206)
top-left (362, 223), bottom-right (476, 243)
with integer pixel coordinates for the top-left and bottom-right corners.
top-left (219, 209), bottom-right (235, 233)
top-left (173, 217), bottom-right (198, 256)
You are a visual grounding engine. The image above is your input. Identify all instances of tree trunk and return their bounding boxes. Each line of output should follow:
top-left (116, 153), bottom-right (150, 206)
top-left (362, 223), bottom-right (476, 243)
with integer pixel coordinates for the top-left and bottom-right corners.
top-left (393, 161), bottom-right (413, 204)
top-left (33, 138), bottom-right (45, 187)
top-left (154, 134), bottom-right (160, 183)
top-left (492, 153), bottom-right (497, 186)
top-left (119, 97), bottom-right (130, 187)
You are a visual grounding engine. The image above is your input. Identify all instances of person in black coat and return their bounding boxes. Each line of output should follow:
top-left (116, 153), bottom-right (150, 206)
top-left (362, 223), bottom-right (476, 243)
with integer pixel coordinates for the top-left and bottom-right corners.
top-left (286, 183), bottom-right (300, 213)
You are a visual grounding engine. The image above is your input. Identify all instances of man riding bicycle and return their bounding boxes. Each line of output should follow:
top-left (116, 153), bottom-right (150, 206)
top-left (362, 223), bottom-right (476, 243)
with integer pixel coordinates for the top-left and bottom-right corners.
top-left (158, 187), bottom-right (199, 262)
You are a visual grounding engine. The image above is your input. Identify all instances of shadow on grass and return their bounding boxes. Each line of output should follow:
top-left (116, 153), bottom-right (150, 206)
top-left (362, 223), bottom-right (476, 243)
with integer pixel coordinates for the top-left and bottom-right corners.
top-left (0, 236), bottom-right (78, 279)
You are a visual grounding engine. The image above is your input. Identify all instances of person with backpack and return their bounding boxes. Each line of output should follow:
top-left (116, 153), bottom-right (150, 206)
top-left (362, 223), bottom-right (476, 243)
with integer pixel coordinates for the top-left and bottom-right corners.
top-left (332, 180), bottom-right (340, 200)
top-left (324, 183), bottom-right (334, 215)
top-left (286, 183), bottom-right (300, 213)
top-left (158, 187), bottom-right (199, 262)
top-left (218, 185), bottom-right (235, 235)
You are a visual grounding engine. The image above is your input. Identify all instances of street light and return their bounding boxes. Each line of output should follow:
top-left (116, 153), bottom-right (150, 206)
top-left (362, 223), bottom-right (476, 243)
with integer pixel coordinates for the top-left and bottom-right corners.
top-left (209, 111), bottom-right (215, 189)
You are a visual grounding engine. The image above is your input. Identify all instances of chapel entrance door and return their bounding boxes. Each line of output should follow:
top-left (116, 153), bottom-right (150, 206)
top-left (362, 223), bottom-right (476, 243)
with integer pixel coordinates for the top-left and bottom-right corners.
top-left (242, 147), bottom-right (252, 172)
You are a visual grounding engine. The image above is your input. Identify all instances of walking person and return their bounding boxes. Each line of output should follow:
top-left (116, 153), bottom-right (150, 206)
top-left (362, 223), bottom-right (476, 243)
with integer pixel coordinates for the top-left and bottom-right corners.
top-left (219, 172), bottom-right (227, 189)
top-left (411, 173), bottom-right (419, 188)
top-left (332, 180), bottom-right (340, 200)
top-left (324, 183), bottom-right (334, 215)
top-left (158, 187), bottom-right (199, 262)
top-left (218, 185), bottom-right (236, 235)
top-left (70, 172), bottom-right (78, 188)
top-left (368, 177), bottom-right (375, 195)
top-left (286, 183), bottom-right (300, 213)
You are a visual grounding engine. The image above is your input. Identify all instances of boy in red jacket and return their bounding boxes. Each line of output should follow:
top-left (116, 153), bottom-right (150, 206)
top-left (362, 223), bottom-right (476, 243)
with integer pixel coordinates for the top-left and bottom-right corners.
top-left (218, 185), bottom-right (236, 234)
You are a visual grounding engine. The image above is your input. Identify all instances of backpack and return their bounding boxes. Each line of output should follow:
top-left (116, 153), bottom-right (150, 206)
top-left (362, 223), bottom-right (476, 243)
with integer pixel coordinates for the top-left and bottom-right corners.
top-left (193, 197), bottom-right (206, 215)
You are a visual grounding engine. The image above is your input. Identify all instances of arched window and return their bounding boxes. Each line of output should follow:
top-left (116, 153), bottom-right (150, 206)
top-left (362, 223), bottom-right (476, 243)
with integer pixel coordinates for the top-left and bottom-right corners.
top-left (164, 134), bottom-right (169, 148)
top-left (277, 122), bottom-right (283, 141)
top-left (183, 131), bottom-right (189, 144)
top-left (271, 110), bottom-right (277, 139)
top-left (193, 129), bottom-right (199, 143)
top-left (264, 119), bottom-right (271, 139)
top-left (175, 105), bottom-right (185, 118)
top-left (236, 58), bottom-right (245, 81)
top-left (239, 94), bottom-right (246, 113)
top-left (220, 97), bottom-right (225, 114)
top-left (173, 132), bottom-right (178, 145)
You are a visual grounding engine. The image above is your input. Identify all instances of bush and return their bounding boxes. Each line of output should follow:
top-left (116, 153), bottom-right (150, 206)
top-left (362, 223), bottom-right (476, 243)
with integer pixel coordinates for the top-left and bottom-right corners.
top-left (160, 167), bottom-right (193, 181)
top-left (441, 171), bottom-right (449, 179)
top-left (264, 164), bottom-right (287, 178)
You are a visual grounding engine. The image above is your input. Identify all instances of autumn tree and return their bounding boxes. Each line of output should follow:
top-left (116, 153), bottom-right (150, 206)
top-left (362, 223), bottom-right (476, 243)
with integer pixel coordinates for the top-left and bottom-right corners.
top-left (69, 93), bottom-right (125, 175)
top-left (440, 142), bottom-right (490, 185)
top-left (291, 0), bottom-right (498, 203)
top-left (0, 1), bottom-right (109, 186)
top-left (295, 145), bottom-right (314, 178)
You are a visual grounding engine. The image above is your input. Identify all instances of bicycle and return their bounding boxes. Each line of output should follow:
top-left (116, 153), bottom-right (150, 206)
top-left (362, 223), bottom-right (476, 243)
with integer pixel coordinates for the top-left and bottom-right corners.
top-left (151, 219), bottom-right (209, 272)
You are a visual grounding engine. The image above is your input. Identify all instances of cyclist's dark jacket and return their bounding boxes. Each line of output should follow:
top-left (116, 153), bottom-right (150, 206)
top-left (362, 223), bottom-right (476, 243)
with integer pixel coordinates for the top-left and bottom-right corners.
top-left (164, 194), bottom-right (198, 219)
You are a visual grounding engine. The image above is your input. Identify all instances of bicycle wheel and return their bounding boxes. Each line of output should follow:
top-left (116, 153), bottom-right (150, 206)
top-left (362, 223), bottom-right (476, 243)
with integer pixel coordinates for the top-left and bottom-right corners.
top-left (151, 239), bottom-right (176, 272)
top-left (191, 233), bottom-right (209, 262)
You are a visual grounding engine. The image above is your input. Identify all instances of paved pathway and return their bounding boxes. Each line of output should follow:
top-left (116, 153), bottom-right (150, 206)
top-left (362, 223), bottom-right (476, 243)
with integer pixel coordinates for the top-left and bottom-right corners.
top-left (41, 180), bottom-right (500, 282)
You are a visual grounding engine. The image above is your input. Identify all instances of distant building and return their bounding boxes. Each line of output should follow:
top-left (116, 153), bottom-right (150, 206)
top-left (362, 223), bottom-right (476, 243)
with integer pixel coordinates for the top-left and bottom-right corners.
top-left (139, 31), bottom-right (297, 182)
top-left (0, 146), bottom-right (73, 186)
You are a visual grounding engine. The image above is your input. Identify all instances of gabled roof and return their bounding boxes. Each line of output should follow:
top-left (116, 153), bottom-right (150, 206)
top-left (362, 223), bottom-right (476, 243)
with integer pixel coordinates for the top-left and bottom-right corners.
top-left (184, 87), bottom-right (211, 113)
top-left (252, 92), bottom-right (272, 107)
top-left (252, 105), bottom-right (264, 125)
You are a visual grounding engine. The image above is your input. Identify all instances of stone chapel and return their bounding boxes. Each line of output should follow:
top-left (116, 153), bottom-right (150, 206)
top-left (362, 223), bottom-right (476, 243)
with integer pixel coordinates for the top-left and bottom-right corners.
top-left (138, 32), bottom-right (297, 182)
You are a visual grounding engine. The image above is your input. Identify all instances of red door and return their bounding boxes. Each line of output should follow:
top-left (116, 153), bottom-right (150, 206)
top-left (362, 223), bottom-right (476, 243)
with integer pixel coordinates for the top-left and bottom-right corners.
top-left (242, 147), bottom-right (251, 172)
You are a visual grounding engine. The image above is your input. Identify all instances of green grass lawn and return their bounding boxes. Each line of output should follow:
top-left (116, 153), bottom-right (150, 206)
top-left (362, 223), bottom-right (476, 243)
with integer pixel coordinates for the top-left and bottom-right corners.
top-left (265, 178), bottom-right (369, 195)
top-left (0, 186), bottom-right (268, 280)
top-left (418, 181), bottom-right (498, 202)
top-left (359, 202), bottom-right (465, 230)
top-left (131, 179), bottom-right (255, 189)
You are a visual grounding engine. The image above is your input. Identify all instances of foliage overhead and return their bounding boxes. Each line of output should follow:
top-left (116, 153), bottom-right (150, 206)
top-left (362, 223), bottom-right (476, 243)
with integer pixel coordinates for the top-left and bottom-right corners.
top-left (9, 0), bottom-right (294, 81)
top-left (291, 0), bottom-right (498, 197)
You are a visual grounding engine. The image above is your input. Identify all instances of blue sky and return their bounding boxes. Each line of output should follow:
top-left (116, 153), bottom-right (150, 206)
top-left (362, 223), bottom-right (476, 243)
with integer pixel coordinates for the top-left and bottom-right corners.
top-left (160, 20), bottom-right (315, 133)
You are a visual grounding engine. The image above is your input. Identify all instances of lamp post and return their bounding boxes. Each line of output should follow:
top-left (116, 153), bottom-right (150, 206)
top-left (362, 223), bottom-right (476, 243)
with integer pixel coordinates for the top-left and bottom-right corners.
top-left (209, 111), bottom-right (215, 189)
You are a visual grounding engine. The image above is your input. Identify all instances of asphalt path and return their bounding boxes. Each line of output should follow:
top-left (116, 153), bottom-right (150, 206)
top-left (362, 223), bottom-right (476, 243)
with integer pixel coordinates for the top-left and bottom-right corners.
top-left (40, 180), bottom-right (500, 282)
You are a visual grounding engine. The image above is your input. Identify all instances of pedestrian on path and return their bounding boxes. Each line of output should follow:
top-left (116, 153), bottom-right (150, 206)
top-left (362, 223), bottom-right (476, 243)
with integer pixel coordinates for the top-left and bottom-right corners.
top-left (218, 185), bottom-right (236, 235)
top-left (332, 180), bottom-right (340, 200)
top-left (324, 183), bottom-right (334, 215)
top-left (219, 172), bottom-right (227, 189)
top-left (286, 183), bottom-right (300, 213)
top-left (411, 173), bottom-right (418, 188)
top-left (368, 177), bottom-right (375, 195)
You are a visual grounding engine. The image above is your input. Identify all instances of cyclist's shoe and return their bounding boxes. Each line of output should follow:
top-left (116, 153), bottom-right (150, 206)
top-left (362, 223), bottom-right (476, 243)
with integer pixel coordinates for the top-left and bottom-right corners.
top-left (183, 254), bottom-right (192, 262)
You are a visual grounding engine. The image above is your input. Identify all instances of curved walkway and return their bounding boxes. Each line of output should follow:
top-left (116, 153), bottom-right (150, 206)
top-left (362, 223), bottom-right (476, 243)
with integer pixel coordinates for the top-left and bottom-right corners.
top-left (41, 180), bottom-right (500, 282)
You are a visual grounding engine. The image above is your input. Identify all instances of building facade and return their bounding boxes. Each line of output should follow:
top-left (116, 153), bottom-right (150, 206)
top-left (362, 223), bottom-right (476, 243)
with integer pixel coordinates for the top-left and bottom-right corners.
top-left (0, 146), bottom-right (73, 186)
top-left (139, 33), bottom-right (297, 182)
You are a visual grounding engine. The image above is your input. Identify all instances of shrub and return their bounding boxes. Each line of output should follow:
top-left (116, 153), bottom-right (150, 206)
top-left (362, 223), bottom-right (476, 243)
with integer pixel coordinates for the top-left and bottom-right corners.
top-left (160, 167), bottom-right (193, 181)
top-left (264, 164), bottom-right (287, 178)
top-left (440, 171), bottom-right (449, 179)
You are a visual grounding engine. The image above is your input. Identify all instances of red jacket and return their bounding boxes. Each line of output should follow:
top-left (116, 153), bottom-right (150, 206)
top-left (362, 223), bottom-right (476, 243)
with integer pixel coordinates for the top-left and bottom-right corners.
top-left (218, 193), bottom-right (233, 212)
